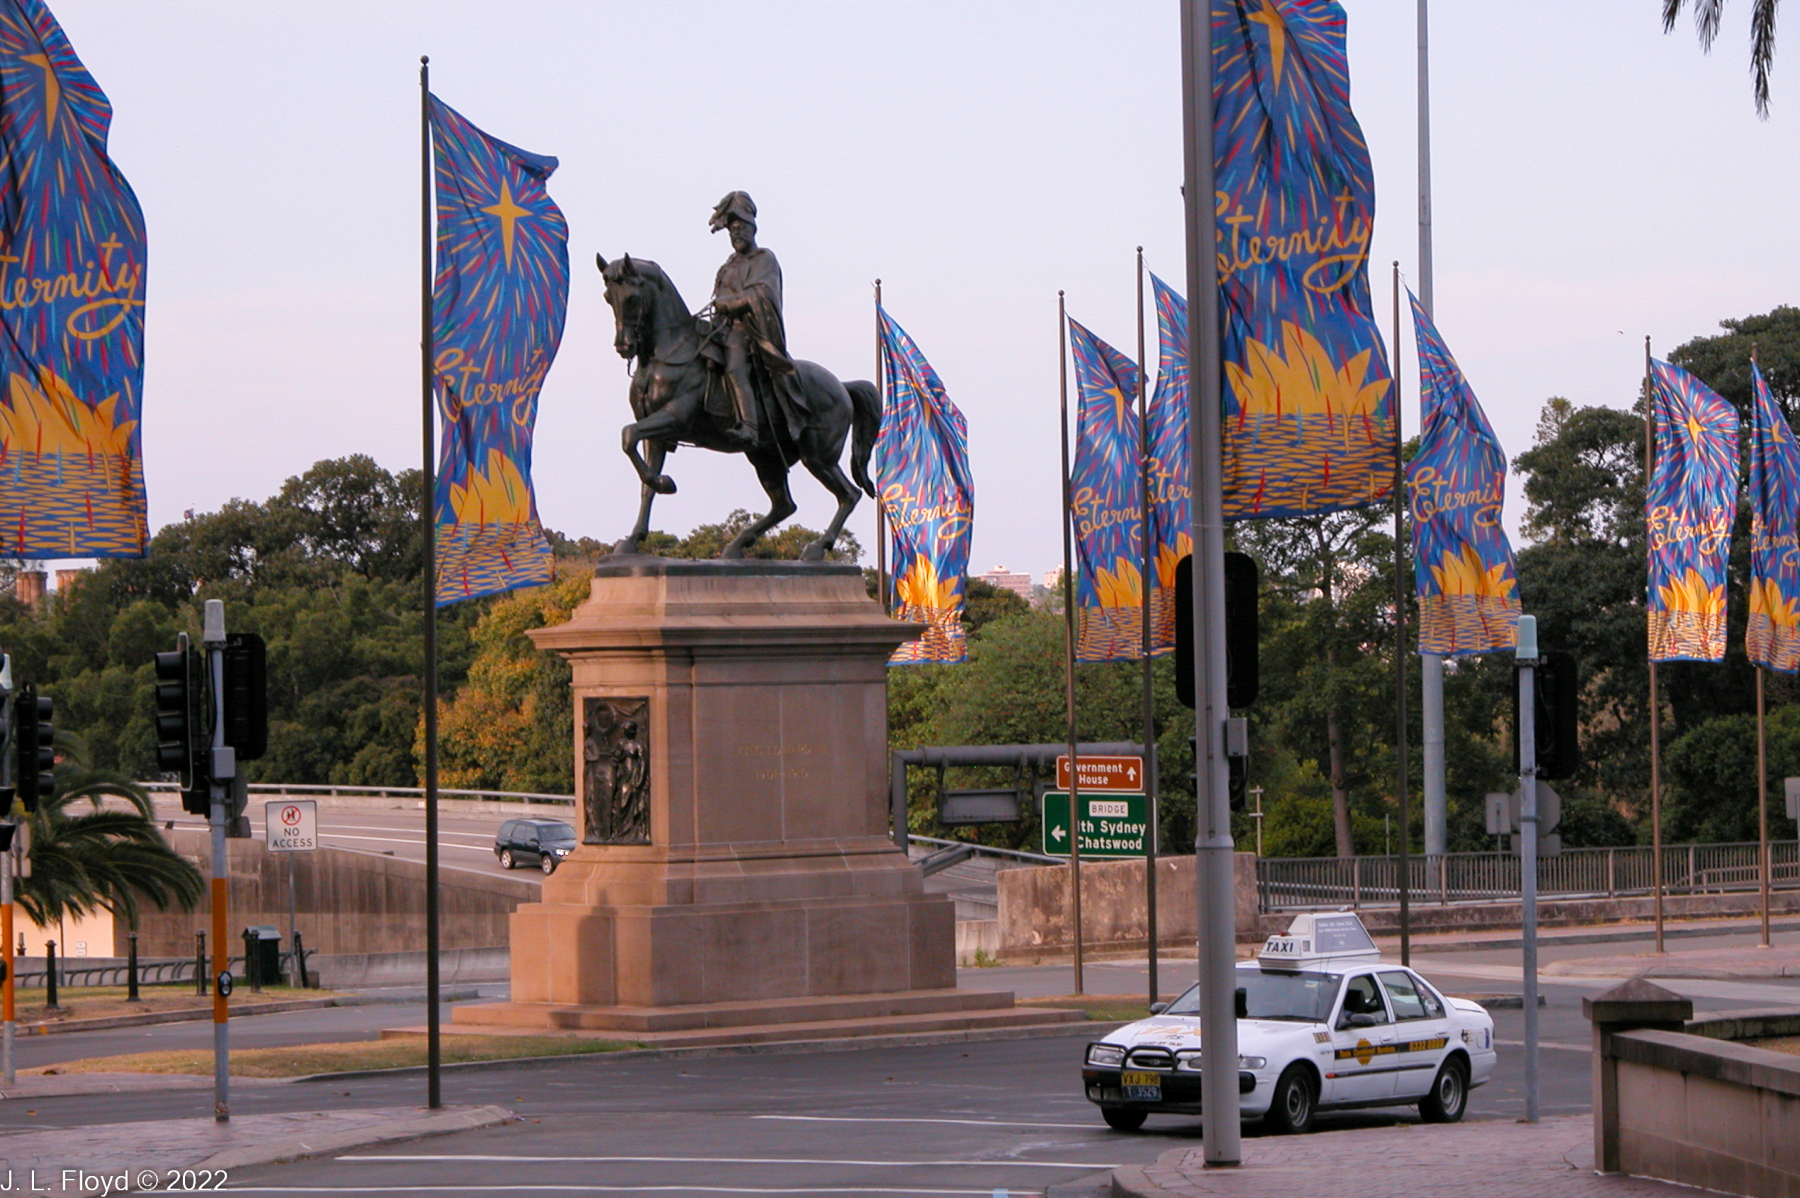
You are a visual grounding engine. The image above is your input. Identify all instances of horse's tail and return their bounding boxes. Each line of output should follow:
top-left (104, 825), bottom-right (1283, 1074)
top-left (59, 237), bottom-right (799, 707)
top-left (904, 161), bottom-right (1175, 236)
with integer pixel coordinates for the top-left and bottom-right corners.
top-left (846, 379), bottom-right (881, 499)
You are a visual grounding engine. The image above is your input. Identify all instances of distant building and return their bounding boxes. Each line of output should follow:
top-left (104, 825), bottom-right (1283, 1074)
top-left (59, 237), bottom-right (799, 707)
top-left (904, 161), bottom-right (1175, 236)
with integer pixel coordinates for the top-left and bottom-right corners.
top-left (54, 567), bottom-right (87, 595)
top-left (14, 569), bottom-right (45, 610)
top-left (1042, 566), bottom-right (1065, 590)
top-left (977, 565), bottom-right (1033, 600)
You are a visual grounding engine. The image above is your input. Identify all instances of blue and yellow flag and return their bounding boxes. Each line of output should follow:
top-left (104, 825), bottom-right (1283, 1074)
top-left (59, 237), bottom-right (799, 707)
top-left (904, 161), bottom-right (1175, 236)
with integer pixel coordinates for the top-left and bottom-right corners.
top-left (876, 308), bottom-right (973, 665)
top-left (1067, 317), bottom-right (1144, 662)
top-left (429, 96), bottom-right (565, 606)
top-left (1747, 362), bottom-right (1800, 672)
top-left (1406, 293), bottom-right (1519, 656)
top-left (1146, 275), bottom-right (1192, 653)
top-left (1214, 0), bottom-right (1394, 519)
top-left (1647, 358), bottom-right (1740, 662)
top-left (0, 0), bottom-right (146, 559)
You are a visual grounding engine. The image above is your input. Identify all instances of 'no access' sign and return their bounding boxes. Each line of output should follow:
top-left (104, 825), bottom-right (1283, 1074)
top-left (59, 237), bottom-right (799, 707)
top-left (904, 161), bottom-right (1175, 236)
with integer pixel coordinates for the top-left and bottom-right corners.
top-left (265, 800), bottom-right (318, 852)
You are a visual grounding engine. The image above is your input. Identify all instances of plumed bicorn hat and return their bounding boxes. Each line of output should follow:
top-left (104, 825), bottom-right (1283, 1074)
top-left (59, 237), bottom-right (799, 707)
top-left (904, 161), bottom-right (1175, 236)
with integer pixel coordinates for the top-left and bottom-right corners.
top-left (709, 190), bottom-right (757, 232)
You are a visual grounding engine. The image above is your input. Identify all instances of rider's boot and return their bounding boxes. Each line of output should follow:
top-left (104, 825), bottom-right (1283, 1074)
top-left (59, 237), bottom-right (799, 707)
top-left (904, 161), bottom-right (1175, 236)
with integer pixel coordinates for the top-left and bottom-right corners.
top-left (723, 370), bottom-right (762, 449)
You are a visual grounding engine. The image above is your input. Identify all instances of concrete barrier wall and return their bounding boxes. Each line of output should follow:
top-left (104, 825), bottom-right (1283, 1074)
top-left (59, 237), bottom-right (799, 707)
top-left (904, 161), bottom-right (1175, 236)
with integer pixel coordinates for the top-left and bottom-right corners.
top-left (996, 856), bottom-right (1800, 956)
top-left (130, 830), bottom-right (539, 958)
top-left (309, 946), bottom-right (510, 989)
top-left (995, 854), bottom-right (1259, 958)
top-left (1606, 1028), bottom-right (1800, 1196)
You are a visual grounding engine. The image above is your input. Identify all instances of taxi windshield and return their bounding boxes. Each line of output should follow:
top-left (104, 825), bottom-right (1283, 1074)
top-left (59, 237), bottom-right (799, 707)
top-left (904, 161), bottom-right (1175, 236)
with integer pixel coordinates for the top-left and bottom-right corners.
top-left (1163, 970), bottom-right (1340, 1023)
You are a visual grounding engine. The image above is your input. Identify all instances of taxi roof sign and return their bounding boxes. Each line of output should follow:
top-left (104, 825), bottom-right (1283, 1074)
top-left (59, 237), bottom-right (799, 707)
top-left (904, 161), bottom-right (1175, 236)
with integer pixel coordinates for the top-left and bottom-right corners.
top-left (1257, 911), bottom-right (1380, 970)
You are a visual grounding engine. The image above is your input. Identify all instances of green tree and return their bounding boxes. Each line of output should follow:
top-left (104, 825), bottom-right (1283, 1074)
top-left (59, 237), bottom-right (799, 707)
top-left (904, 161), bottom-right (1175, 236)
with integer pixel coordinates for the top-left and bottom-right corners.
top-left (1663, 0), bottom-right (1781, 116)
top-left (16, 747), bottom-right (204, 931)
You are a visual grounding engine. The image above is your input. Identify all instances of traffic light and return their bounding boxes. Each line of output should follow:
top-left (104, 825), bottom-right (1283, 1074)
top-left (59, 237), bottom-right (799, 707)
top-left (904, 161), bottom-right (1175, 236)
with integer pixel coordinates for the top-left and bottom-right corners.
top-left (1175, 552), bottom-right (1260, 709)
top-left (154, 639), bottom-right (209, 814)
top-left (221, 633), bottom-right (267, 761)
top-left (1514, 650), bottom-right (1580, 781)
top-left (14, 683), bottom-right (53, 813)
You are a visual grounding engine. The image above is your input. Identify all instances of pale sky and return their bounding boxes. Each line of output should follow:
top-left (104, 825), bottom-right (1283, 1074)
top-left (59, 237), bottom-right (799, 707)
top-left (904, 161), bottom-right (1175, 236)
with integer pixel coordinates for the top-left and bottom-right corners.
top-left (45, 0), bottom-right (1800, 580)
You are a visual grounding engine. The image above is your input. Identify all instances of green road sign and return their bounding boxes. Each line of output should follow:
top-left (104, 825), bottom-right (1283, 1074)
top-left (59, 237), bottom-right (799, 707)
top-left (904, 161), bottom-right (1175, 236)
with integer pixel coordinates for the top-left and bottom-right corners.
top-left (1040, 791), bottom-right (1149, 858)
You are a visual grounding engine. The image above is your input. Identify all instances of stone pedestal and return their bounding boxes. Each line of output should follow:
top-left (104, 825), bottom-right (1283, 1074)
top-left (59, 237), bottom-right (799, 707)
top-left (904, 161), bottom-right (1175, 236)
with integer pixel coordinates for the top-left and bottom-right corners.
top-left (452, 557), bottom-right (1019, 1040)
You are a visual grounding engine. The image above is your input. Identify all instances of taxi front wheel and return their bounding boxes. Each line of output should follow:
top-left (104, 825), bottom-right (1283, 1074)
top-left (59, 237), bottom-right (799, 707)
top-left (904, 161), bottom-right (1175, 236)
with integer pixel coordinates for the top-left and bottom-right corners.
top-left (1102, 1108), bottom-right (1147, 1132)
top-left (1420, 1056), bottom-right (1469, 1123)
top-left (1265, 1064), bottom-right (1316, 1135)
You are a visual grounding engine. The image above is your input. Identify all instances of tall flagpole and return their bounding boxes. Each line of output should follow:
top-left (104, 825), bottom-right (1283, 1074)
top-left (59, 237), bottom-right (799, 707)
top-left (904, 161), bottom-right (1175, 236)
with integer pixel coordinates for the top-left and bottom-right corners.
top-left (1417, 0), bottom-right (1447, 863)
top-left (1136, 248), bottom-right (1160, 1007)
top-left (875, 280), bottom-right (889, 615)
top-left (1057, 290), bottom-right (1084, 996)
top-left (1644, 337), bottom-right (1663, 955)
top-left (1755, 345), bottom-right (1772, 949)
top-left (420, 55), bottom-right (443, 1109)
top-left (1181, 0), bottom-right (1241, 1164)
top-left (1392, 262), bottom-right (1411, 966)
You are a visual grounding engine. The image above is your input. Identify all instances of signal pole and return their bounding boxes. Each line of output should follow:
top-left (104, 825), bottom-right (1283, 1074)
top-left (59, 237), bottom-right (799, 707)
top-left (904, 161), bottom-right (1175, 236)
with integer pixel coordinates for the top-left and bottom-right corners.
top-left (1, 653), bottom-right (13, 1086)
top-left (1180, 0), bottom-right (1241, 1165)
top-left (1516, 613), bottom-right (1541, 1123)
top-left (204, 599), bottom-right (232, 1122)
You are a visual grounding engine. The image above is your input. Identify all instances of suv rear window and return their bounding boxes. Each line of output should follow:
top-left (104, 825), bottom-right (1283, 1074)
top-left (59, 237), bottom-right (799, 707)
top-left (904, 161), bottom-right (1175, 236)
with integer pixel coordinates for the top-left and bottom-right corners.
top-left (498, 821), bottom-right (517, 838)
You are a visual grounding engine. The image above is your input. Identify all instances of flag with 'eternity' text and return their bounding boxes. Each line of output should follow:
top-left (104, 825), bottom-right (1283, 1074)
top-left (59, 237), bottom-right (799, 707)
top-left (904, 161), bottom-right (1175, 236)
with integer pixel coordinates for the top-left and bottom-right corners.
top-left (0, 0), bottom-right (147, 558)
top-left (1214, 0), bottom-right (1395, 520)
top-left (876, 307), bottom-right (973, 665)
top-left (430, 95), bottom-right (565, 605)
top-left (1646, 358), bottom-right (1739, 662)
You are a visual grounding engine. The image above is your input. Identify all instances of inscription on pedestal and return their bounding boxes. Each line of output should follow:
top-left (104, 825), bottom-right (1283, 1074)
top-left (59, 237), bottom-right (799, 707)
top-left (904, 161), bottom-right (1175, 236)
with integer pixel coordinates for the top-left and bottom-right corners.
top-left (583, 696), bottom-right (651, 845)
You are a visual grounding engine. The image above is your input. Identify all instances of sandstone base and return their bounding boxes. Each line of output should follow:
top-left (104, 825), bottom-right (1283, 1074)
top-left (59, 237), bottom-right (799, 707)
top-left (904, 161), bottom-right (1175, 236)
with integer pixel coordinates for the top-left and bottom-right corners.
top-left (451, 557), bottom-right (1001, 1040)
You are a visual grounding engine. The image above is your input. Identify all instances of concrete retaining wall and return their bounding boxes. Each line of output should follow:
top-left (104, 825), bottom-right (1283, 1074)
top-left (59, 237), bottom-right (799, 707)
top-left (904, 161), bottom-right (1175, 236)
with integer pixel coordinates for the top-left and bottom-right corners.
top-left (1606, 1028), bottom-right (1800, 1195)
top-left (309, 946), bottom-right (510, 989)
top-left (131, 830), bottom-right (539, 958)
top-left (994, 856), bottom-right (1800, 956)
top-left (995, 854), bottom-right (1259, 958)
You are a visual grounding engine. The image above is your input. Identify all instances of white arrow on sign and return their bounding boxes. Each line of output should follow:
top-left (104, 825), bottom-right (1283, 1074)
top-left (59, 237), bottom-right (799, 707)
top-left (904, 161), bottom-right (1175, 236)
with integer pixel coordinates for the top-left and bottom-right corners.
top-left (1051, 824), bottom-right (1067, 844)
top-left (1127, 766), bottom-right (1139, 782)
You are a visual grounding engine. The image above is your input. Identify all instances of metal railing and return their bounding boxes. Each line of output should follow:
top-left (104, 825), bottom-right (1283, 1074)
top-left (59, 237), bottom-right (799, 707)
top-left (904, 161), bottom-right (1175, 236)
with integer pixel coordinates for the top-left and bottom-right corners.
top-left (908, 833), bottom-right (1062, 866)
top-left (138, 781), bottom-right (575, 806)
top-left (1256, 840), bottom-right (1800, 912)
top-left (7, 951), bottom-right (314, 990)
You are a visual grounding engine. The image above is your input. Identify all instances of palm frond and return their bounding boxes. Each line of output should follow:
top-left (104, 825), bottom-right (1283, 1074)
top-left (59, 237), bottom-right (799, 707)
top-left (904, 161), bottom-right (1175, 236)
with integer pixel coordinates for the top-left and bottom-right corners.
top-left (1663, 0), bottom-right (1781, 117)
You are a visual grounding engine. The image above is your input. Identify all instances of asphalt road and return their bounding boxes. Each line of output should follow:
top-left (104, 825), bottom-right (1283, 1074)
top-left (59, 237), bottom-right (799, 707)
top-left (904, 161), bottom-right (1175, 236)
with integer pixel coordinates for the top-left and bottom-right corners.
top-left (157, 802), bottom-right (561, 883)
top-left (2, 1017), bottom-right (1590, 1197)
top-left (1, 951), bottom-right (1721, 1195)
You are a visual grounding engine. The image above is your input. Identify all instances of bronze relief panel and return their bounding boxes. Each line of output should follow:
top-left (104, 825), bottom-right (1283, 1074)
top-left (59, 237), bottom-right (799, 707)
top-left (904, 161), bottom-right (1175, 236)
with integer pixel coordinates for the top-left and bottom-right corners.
top-left (582, 696), bottom-right (651, 845)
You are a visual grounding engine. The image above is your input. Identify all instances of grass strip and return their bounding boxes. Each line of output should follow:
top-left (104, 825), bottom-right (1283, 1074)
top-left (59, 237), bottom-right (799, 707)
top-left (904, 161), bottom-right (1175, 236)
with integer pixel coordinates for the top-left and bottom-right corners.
top-left (1020, 995), bottom-right (1152, 1023)
top-left (13, 984), bottom-right (330, 1025)
top-left (30, 1034), bottom-right (641, 1079)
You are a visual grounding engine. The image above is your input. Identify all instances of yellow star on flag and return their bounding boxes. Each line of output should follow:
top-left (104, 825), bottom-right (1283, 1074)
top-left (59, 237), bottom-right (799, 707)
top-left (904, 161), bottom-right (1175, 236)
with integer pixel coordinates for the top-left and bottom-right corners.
top-left (1249, 0), bottom-right (1288, 85)
top-left (482, 180), bottom-right (530, 268)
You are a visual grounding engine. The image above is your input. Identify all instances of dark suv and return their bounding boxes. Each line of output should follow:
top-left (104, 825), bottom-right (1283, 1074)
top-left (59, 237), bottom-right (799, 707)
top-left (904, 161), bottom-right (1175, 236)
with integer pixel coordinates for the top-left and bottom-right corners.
top-left (494, 818), bottom-right (578, 874)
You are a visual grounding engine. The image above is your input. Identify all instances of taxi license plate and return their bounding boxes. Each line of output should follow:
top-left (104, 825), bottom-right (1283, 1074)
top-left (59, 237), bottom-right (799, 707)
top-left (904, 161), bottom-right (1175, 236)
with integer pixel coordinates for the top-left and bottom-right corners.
top-left (1120, 1070), bottom-right (1161, 1102)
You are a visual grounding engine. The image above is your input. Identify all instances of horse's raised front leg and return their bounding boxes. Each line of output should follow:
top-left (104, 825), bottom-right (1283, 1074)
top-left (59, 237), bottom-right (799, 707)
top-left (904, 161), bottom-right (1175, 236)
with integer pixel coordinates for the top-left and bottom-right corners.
top-left (723, 449), bottom-right (797, 559)
top-left (622, 413), bottom-right (680, 495)
top-left (615, 440), bottom-right (670, 554)
top-left (797, 453), bottom-right (862, 562)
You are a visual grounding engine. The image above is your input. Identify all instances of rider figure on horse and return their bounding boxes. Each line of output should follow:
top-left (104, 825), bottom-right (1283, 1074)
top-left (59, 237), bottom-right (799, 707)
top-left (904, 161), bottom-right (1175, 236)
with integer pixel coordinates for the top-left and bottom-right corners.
top-left (708, 190), bottom-right (794, 451)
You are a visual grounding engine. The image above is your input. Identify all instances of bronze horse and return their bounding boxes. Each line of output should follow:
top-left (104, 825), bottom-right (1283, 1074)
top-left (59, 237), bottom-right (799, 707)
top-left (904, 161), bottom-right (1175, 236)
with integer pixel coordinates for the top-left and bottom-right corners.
top-left (596, 253), bottom-right (880, 560)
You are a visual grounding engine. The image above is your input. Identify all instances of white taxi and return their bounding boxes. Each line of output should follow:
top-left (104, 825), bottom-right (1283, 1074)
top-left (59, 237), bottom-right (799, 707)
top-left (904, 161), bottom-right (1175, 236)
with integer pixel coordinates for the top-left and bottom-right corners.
top-left (1081, 912), bottom-right (1496, 1133)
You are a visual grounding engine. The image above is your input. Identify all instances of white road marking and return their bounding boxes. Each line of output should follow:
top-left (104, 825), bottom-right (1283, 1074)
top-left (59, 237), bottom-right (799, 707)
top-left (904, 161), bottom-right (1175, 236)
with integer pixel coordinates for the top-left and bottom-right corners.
top-left (334, 1155), bottom-right (1117, 1171)
top-left (1492, 1039), bottom-right (1590, 1052)
top-left (751, 1115), bottom-right (1098, 1130)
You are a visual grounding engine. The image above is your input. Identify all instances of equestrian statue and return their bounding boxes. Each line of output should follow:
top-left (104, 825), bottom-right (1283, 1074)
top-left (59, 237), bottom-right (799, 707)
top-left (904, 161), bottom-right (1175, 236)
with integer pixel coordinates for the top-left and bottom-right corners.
top-left (598, 190), bottom-right (879, 560)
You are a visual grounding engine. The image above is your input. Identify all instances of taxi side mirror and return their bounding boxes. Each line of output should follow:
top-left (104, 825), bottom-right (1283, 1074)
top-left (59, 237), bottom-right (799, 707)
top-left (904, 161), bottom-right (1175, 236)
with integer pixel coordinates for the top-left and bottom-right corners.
top-left (1339, 1012), bottom-right (1379, 1030)
top-left (1150, 1002), bottom-right (1168, 1015)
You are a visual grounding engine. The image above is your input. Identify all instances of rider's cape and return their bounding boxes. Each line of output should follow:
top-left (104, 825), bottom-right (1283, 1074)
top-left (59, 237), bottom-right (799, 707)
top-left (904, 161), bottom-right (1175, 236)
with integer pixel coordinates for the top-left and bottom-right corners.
top-left (709, 247), bottom-right (811, 456)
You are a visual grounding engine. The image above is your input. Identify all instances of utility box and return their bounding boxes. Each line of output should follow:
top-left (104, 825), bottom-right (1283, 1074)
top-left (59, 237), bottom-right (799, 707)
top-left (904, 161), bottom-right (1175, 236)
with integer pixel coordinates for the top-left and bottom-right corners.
top-left (242, 925), bottom-right (281, 987)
